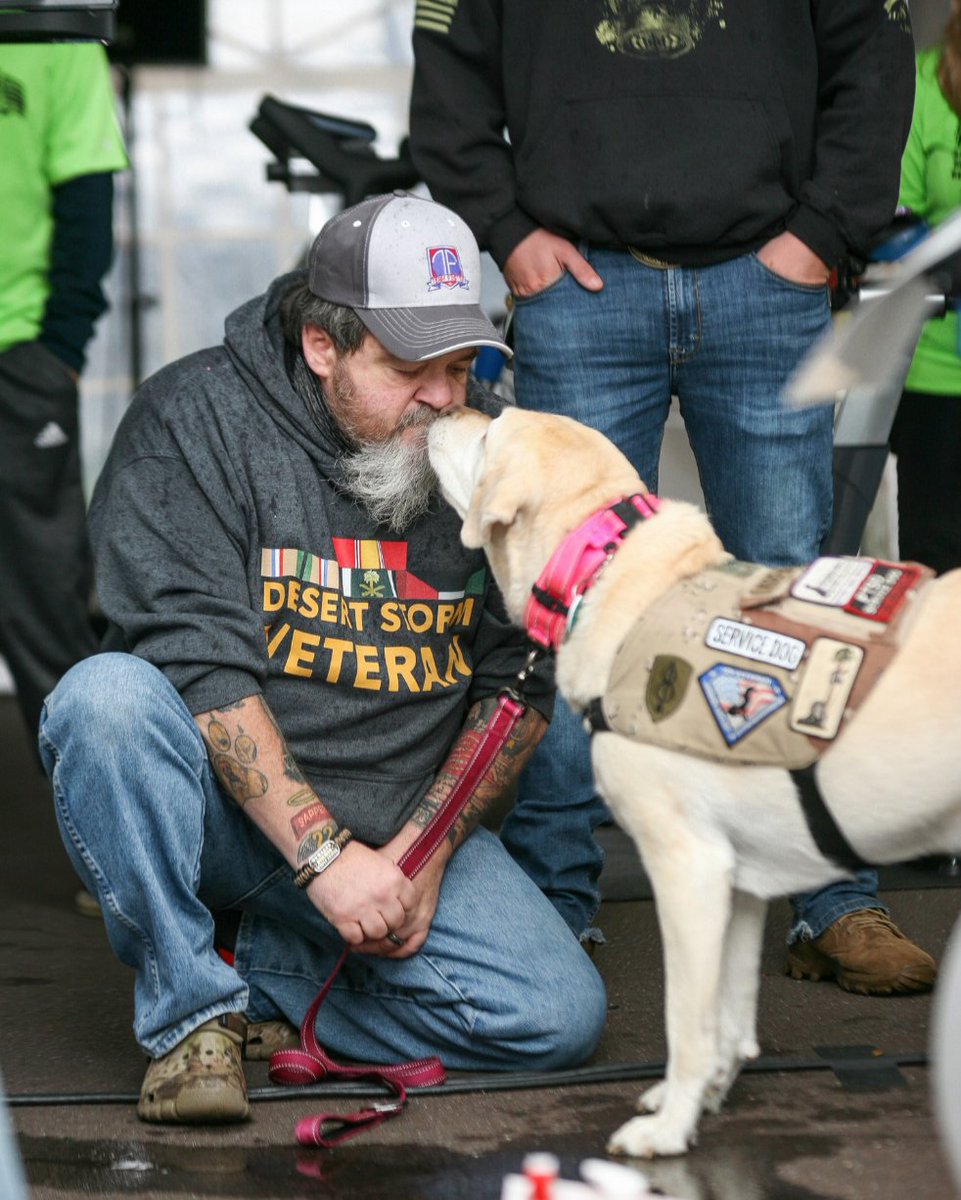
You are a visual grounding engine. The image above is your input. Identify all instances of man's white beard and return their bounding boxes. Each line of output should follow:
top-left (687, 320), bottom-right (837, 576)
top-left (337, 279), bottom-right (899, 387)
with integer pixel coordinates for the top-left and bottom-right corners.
top-left (337, 406), bottom-right (439, 533)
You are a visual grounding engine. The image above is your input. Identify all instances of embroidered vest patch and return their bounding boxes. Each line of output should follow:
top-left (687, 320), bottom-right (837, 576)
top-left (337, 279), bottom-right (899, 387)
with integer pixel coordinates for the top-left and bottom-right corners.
top-left (596, 556), bottom-right (933, 768)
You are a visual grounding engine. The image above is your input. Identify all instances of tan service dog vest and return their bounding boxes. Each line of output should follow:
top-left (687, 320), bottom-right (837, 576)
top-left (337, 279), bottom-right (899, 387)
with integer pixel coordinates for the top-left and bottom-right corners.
top-left (593, 556), bottom-right (933, 769)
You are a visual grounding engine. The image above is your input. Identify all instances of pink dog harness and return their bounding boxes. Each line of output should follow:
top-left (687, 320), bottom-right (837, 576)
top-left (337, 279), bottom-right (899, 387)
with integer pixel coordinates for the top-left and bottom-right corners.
top-left (525, 493), bottom-right (661, 650)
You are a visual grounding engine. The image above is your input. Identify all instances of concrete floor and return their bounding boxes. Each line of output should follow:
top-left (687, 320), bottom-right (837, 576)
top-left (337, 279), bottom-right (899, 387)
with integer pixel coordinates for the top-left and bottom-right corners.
top-left (2, 692), bottom-right (959, 1200)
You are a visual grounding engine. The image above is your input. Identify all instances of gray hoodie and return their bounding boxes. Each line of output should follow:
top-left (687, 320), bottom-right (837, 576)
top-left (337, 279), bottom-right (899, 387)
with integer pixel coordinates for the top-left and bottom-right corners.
top-left (89, 271), bottom-right (551, 844)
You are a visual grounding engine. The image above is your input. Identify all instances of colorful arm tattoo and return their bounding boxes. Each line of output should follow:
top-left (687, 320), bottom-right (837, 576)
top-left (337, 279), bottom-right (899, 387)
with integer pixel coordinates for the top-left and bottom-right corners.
top-left (206, 717), bottom-right (269, 808)
top-left (411, 697), bottom-right (546, 850)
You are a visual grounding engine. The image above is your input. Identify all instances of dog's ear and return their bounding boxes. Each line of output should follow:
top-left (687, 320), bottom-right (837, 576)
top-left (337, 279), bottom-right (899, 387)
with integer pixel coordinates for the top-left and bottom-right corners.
top-left (461, 467), bottom-right (523, 548)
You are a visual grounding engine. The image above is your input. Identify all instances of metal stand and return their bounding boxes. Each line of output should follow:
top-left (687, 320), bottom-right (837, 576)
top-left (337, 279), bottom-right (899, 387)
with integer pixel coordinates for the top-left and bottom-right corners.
top-left (0, 0), bottom-right (116, 42)
top-left (820, 273), bottom-right (948, 556)
top-left (249, 95), bottom-right (420, 208)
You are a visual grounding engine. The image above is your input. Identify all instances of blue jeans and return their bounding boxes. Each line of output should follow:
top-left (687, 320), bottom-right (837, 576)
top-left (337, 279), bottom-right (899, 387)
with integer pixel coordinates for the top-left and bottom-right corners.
top-left (39, 653), bottom-right (607, 1065)
top-left (502, 247), bottom-right (883, 941)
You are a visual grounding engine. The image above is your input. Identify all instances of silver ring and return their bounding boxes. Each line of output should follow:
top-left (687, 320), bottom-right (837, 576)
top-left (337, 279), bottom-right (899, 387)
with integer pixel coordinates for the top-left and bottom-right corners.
top-left (386, 932), bottom-right (406, 946)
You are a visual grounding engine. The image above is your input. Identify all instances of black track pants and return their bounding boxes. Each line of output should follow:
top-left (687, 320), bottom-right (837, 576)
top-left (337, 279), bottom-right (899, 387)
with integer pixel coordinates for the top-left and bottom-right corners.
top-left (890, 388), bottom-right (961, 576)
top-left (0, 340), bottom-right (97, 743)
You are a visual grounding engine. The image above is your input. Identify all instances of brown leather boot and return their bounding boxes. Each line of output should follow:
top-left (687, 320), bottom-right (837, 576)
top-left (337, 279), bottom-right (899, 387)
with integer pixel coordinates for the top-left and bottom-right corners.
top-left (787, 909), bottom-right (937, 995)
top-left (138, 1013), bottom-right (249, 1123)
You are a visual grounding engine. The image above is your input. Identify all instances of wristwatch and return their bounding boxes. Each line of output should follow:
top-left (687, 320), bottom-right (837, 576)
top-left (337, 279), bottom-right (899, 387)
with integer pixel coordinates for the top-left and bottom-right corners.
top-left (293, 827), bottom-right (353, 889)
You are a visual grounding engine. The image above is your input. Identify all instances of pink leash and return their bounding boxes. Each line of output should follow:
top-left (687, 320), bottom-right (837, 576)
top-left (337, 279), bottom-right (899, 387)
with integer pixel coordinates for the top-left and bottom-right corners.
top-left (268, 689), bottom-right (529, 1147)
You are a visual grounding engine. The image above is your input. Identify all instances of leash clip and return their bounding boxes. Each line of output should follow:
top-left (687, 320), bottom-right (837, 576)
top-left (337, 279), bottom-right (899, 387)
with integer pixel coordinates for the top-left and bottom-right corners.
top-left (513, 645), bottom-right (543, 694)
top-left (371, 1099), bottom-right (405, 1115)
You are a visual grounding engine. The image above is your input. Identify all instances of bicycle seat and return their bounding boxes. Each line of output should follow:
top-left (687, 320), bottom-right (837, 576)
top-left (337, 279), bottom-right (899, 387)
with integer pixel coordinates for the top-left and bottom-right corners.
top-left (250, 94), bottom-right (421, 207)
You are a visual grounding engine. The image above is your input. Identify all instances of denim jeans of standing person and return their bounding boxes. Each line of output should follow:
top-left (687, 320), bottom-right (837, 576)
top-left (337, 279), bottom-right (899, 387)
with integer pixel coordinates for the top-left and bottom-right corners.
top-left (501, 246), bottom-right (884, 942)
top-left (39, 653), bottom-right (607, 1068)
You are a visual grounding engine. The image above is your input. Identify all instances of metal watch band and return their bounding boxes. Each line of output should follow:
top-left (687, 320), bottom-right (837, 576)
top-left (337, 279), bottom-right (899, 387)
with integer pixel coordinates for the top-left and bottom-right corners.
top-left (293, 827), bottom-right (353, 889)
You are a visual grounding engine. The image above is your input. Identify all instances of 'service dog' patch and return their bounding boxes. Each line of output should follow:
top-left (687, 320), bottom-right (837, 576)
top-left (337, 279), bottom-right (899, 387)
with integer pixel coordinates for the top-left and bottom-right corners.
top-left (705, 617), bottom-right (806, 671)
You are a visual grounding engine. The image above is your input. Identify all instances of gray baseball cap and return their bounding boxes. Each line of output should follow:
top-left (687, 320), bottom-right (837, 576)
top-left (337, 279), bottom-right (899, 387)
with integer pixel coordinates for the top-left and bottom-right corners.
top-left (307, 191), bottom-right (511, 362)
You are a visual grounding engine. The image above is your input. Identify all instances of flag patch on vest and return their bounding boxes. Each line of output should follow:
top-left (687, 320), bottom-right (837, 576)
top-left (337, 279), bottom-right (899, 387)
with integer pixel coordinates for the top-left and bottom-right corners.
top-left (699, 664), bottom-right (788, 747)
top-left (789, 638), bottom-right (864, 739)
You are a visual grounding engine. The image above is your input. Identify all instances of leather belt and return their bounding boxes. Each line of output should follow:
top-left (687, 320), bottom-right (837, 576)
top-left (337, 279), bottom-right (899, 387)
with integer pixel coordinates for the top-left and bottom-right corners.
top-left (628, 247), bottom-right (680, 269)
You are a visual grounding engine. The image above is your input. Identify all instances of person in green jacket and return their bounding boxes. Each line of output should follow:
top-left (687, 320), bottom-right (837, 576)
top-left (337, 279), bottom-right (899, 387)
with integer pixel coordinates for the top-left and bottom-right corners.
top-left (893, 14), bottom-right (961, 575)
top-left (0, 44), bottom-right (127, 745)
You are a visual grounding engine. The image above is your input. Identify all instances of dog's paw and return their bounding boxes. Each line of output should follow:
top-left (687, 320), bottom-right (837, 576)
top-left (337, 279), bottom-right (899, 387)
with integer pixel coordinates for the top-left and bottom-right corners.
top-left (636, 1081), bottom-right (666, 1113)
top-left (607, 1115), bottom-right (691, 1159)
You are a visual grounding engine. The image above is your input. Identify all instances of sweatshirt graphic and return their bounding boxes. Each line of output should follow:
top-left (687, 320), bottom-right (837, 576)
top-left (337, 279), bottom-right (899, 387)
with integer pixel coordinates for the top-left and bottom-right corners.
top-left (594, 0), bottom-right (725, 59)
top-left (260, 534), bottom-right (486, 695)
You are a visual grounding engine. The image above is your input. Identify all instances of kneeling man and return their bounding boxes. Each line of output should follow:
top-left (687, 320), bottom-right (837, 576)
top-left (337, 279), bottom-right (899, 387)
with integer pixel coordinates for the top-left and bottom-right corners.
top-left (40, 193), bottom-right (606, 1123)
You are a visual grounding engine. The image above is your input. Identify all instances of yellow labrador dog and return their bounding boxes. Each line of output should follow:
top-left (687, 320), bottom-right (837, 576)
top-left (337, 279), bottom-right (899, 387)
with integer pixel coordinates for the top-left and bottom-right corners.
top-left (427, 404), bottom-right (961, 1159)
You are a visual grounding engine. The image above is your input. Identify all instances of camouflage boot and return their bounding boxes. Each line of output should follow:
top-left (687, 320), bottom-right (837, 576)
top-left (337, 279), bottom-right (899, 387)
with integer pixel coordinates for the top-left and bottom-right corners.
top-left (138, 1013), bottom-right (248, 1124)
top-left (244, 1019), bottom-right (299, 1061)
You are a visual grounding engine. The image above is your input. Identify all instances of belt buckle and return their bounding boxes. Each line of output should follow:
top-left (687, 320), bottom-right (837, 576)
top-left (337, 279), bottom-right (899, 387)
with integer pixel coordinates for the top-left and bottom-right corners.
top-left (628, 246), bottom-right (679, 270)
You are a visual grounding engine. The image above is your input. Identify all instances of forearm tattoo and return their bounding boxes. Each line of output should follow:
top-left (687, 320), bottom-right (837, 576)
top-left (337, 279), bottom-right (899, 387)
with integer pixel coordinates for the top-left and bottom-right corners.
top-left (206, 718), bottom-right (268, 808)
top-left (203, 698), bottom-right (313, 814)
top-left (296, 821), bottom-right (339, 864)
top-left (412, 697), bottom-right (546, 849)
top-left (290, 802), bottom-right (331, 840)
top-left (260, 702), bottom-right (307, 783)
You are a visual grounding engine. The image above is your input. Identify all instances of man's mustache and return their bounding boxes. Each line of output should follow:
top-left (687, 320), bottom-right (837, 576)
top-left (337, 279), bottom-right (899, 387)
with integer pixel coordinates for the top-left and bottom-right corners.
top-left (395, 405), bottom-right (441, 433)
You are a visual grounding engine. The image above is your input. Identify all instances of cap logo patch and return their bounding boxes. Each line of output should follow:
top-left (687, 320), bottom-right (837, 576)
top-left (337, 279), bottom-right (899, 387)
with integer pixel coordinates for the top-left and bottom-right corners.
top-left (427, 246), bottom-right (469, 291)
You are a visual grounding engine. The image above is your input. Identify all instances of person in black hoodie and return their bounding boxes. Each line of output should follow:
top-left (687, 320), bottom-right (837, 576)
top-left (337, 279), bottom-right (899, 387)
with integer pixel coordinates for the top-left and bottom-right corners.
top-left (38, 193), bottom-right (607, 1125)
top-left (410, 1), bottom-right (937, 996)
